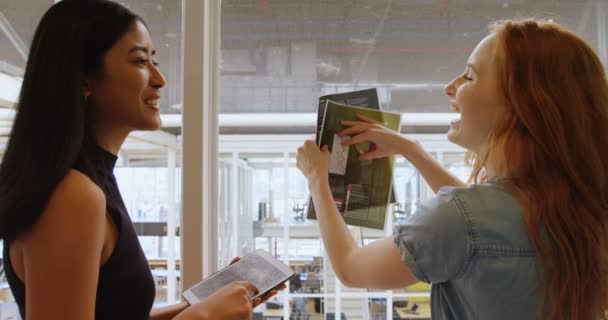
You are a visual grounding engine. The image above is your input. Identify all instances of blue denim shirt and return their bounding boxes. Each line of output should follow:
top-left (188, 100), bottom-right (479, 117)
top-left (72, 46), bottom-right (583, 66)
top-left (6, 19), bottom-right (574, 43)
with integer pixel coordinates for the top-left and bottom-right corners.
top-left (394, 183), bottom-right (543, 320)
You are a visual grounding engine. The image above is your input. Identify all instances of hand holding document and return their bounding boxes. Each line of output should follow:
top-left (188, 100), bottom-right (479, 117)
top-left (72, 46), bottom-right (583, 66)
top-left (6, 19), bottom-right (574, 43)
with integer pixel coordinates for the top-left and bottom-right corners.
top-left (307, 91), bottom-right (401, 230)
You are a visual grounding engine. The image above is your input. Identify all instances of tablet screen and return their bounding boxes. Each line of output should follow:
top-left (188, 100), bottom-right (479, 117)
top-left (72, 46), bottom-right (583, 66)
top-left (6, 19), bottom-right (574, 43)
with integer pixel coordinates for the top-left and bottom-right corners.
top-left (189, 251), bottom-right (292, 300)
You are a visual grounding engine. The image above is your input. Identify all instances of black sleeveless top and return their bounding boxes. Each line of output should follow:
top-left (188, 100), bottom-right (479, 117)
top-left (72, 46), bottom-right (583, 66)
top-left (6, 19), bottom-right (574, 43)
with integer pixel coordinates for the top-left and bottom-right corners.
top-left (3, 143), bottom-right (155, 319)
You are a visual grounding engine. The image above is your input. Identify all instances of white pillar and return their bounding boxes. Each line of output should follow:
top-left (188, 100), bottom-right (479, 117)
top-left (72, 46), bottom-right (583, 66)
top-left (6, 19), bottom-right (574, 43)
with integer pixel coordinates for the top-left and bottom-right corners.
top-left (231, 153), bottom-right (239, 258)
top-left (282, 152), bottom-right (290, 320)
top-left (181, 0), bottom-right (221, 289)
top-left (167, 148), bottom-right (177, 303)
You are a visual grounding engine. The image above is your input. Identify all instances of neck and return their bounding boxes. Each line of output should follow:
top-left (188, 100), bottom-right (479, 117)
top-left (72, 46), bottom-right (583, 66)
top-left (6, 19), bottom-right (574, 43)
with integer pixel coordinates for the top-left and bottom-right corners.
top-left (484, 163), bottom-right (497, 180)
top-left (474, 143), bottom-right (500, 181)
top-left (90, 124), bottom-right (130, 155)
top-left (482, 154), bottom-right (512, 182)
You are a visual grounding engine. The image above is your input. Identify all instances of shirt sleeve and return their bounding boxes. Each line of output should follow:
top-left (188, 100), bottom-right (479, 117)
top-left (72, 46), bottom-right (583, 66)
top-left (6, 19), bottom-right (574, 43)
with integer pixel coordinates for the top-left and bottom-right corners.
top-left (393, 187), bottom-right (471, 284)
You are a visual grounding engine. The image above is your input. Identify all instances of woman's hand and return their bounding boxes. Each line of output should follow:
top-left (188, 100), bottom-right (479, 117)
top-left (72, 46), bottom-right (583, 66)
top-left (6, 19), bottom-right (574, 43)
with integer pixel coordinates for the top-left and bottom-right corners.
top-left (340, 114), bottom-right (466, 192)
top-left (296, 139), bottom-right (330, 186)
top-left (182, 281), bottom-right (258, 320)
top-left (251, 283), bottom-right (286, 309)
top-left (339, 114), bottom-right (412, 160)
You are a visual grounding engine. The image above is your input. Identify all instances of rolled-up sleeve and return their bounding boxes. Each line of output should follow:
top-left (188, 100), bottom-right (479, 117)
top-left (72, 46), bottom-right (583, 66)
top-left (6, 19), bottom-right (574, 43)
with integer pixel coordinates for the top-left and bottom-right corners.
top-left (393, 187), bottom-right (471, 284)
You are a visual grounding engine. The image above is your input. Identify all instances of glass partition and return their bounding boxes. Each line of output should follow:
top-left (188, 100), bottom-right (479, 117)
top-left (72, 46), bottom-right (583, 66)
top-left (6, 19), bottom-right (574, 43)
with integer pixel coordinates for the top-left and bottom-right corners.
top-left (217, 140), bottom-right (465, 319)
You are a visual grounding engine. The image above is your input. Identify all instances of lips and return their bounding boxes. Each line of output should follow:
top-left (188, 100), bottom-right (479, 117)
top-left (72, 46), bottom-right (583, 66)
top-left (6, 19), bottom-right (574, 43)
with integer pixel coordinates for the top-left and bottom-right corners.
top-left (144, 95), bottom-right (160, 109)
top-left (449, 102), bottom-right (461, 127)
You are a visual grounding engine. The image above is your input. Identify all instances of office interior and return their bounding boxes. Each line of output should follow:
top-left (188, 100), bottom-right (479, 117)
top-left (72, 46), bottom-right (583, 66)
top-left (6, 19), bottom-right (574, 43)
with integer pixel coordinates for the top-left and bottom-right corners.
top-left (0, 1), bottom-right (606, 319)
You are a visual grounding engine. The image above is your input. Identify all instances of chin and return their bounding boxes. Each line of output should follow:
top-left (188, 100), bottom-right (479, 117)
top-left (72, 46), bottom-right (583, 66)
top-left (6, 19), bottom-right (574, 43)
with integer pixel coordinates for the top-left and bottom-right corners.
top-left (149, 115), bottom-right (163, 129)
top-left (447, 131), bottom-right (466, 149)
top-left (149, 122), bottom-right (162, 131)
top-left (138, 118), bottom-right (162, 131)
top-left (446, 129), bottom-right (457, 143)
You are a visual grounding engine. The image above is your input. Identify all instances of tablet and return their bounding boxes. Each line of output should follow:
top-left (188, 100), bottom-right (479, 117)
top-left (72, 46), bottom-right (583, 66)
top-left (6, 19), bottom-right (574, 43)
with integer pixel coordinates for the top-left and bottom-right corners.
top-left (182, 249), bottom-right (295, 305)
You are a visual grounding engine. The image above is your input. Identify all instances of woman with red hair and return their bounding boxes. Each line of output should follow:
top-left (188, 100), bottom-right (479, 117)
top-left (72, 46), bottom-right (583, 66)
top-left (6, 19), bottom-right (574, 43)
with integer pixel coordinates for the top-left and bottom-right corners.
top-left (297, 19), bottom-right (608, 319)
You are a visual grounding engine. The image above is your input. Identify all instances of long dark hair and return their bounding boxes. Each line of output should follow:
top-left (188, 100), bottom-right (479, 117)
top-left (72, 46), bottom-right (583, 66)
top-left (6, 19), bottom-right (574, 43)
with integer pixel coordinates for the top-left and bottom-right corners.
top-left (0, 0), bottom-right (142, 240)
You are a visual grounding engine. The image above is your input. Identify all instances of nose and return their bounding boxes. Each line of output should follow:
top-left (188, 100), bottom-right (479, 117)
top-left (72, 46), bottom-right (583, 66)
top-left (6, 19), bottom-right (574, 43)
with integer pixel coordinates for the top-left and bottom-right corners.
top-left (445, 77), bottom-right (457, 97)
top-left (150, 64), bottom-right (166, 89)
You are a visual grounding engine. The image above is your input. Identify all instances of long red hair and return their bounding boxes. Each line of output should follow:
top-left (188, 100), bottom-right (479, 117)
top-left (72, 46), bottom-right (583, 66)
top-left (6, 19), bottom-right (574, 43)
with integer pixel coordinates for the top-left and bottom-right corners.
top-left (469, 19), bottom-right (608, 319)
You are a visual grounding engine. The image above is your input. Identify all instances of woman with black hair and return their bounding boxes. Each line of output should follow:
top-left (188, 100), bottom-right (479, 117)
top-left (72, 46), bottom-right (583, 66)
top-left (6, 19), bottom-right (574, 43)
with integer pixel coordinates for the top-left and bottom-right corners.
top-left (0, 1), bottom-right (274, 319)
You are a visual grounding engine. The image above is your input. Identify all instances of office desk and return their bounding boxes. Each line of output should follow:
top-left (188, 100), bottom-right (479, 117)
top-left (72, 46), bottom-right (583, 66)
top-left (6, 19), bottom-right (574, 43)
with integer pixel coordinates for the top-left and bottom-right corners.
top-left (0, 289), bottom-right (10, 303)
top-left (148, 259), bottom-right (181, 269)
top-left (0, 284), bottom-right (11, 303)
top-left (394, 302), bottom-right (431, 319)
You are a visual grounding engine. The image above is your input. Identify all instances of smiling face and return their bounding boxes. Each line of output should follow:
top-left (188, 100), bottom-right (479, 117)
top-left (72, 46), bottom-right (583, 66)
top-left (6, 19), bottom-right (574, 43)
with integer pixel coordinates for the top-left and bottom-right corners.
top-left (87, 20), bottom-right (166, 137)
top-left (444, 35), bottom-right (505, 154)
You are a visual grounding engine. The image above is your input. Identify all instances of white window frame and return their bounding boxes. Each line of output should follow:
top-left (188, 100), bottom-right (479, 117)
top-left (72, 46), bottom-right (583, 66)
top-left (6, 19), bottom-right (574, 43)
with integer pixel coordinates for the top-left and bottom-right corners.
top-left (180, 0), bottom-right (221, 288)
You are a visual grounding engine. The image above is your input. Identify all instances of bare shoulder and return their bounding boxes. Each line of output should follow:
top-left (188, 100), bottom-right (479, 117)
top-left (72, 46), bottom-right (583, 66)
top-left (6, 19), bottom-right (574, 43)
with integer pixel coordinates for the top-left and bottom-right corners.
top-left (56, 169), bottom-right (105, 206)
top-left (18, 170), bottom-right (111, 319)
top-left (23, 169), bottom-right (106, 244)
top-left (49, 169), bottom-right (106, 222)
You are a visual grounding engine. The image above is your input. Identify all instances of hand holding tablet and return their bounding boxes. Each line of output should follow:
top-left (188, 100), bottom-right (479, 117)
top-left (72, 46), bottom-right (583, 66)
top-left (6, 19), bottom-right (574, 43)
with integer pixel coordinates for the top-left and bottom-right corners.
top-left (182, 249), bottom-right (294, 306)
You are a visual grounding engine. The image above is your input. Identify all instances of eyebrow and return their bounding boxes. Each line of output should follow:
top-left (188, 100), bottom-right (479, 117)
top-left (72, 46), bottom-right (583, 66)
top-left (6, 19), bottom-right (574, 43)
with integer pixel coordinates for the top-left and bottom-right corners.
top-left (128, 45), bottom-right (156, 55)
top-left (466, 63), bottom-right (477, 72)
